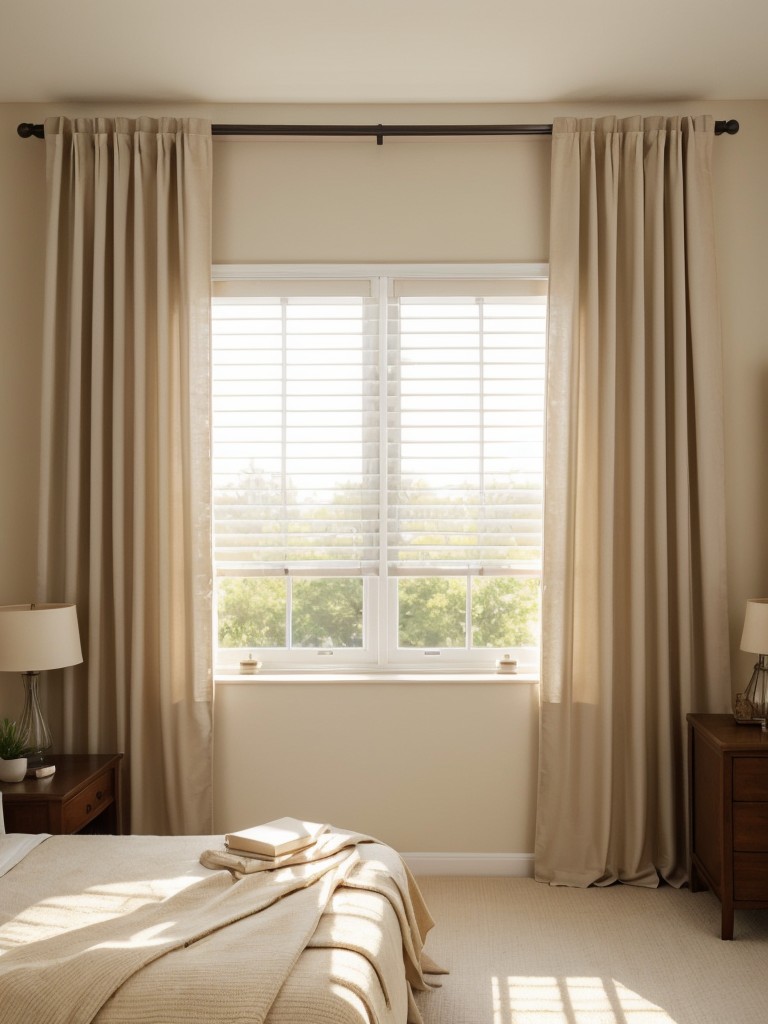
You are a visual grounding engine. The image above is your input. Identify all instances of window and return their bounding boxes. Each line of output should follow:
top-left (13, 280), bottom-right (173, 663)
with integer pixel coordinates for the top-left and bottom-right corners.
top-left (212, 265), bottom-right (547, 672)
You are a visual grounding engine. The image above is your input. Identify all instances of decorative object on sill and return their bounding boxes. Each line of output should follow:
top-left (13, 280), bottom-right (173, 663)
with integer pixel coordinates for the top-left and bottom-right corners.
top-left (496, 654), bottom-right (518, 674)
top-left (239, 654), bottom-right (261, 675)
top-left (0, 604), bottom-right (83, 766)
top-left (0, 717), bottom-right (28, 782)
top-left (735, 598), bottom-right (768, 729)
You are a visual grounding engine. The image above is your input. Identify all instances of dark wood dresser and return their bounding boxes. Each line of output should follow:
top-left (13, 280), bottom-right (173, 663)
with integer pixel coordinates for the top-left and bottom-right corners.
top-left (0, 753), bottom-right (122, 835)
top-left (687, 713), bottom-right (768, 938)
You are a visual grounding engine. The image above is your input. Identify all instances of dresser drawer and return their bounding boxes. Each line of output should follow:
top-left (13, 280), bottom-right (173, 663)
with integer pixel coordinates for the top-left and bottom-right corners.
top-left (733, 803), bottom-right (768, 851)
top-left (62, 769), bottom-right (115, 833)
top-left (734, 853), bottom-right (768, 901)
top-left (733, 758), bottom-right (768, 801)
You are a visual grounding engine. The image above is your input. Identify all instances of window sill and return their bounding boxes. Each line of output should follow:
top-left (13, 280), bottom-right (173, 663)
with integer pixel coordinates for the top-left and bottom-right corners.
top-left (214, 670), bottom-right (540, 686)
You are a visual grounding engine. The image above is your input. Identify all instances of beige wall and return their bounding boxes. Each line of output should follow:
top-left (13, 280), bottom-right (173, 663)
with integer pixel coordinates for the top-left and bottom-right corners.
top-left (214, 678), bottom-right (539, 852)
top-left (1, 101), bottom-right (766, 851)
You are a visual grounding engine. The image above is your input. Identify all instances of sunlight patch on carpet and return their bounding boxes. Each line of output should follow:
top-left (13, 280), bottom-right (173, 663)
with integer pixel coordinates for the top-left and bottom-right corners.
top-left (492, 975), bottom-right (677, 1024)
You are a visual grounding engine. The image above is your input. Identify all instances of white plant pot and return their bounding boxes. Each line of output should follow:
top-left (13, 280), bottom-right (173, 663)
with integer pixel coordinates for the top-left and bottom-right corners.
top-left (0, 757), bottom-right (27, 783)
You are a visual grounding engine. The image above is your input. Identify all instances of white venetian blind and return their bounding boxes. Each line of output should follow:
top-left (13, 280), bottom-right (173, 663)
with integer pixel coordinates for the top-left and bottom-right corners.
top-left (387, 280), bottom-right (546, 575)
top-left (212, 282), bottom-right (379, 576)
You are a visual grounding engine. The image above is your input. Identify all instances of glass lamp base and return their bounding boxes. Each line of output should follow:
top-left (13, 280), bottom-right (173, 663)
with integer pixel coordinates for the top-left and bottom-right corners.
top-left (737, 655), bottom-right (768, 731)
top-left (18, 671), bottom-right (53, 766)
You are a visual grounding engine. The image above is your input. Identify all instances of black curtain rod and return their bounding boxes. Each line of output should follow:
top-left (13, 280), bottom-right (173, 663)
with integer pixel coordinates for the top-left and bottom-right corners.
top-left (17, 119), bottom-right (741, 144)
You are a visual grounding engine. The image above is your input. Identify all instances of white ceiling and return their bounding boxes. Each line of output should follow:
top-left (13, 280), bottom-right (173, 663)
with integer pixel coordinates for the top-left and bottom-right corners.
top-left (1, 0), bottom-right (767, 106)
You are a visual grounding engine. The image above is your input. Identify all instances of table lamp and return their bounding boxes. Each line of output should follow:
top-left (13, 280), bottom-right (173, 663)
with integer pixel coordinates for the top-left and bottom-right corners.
top-left (736, 598), bottom-right (768, 729)
top-left (0, 603), bottom-right (83, 765)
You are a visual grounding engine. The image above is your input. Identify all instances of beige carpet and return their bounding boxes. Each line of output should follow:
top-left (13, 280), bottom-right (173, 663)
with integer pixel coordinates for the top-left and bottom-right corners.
top-left (413, 877), bottom-right (767, 1024)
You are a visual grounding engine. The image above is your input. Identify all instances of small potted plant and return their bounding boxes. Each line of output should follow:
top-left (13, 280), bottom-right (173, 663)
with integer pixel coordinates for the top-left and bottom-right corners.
top-left (0, 717), bottom-right (28, 783)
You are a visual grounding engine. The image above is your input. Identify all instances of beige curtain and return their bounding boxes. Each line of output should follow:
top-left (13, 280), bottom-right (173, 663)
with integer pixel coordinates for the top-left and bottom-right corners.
top-left (37, 117), bottom-right (213, 835)
top-left (536, 116), bottom-right (731, 887)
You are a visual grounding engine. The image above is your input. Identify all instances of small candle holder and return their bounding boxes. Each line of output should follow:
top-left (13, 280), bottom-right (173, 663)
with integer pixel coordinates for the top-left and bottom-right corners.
top-left (496, 654), bottom-right (517, 674)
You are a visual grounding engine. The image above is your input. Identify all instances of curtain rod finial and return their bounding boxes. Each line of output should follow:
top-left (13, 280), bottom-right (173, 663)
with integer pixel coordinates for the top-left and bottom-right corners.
top-left (17, 123), bottom-right (43, 139)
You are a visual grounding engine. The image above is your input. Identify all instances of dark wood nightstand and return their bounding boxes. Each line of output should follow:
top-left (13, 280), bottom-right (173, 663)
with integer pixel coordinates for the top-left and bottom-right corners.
top-left (688, 713), bottom-right (768, 938)
top-left (0, 753), bottom-right (122, 835)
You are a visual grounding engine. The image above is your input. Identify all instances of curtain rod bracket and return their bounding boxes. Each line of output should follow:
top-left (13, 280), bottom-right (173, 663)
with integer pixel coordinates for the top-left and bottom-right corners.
top-left (376, 124), bottom-right (384, 146)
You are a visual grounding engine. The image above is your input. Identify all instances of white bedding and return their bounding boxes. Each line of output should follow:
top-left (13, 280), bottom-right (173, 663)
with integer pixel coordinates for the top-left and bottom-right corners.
top-left (0, 832), bottom-right (49, 877)
top-left (0, 832), bottom-right (442, 1024)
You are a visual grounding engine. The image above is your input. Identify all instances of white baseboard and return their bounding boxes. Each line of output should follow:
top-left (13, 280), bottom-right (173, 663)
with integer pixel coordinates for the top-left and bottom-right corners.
top-left (402, 852), bottom-right (535, 877)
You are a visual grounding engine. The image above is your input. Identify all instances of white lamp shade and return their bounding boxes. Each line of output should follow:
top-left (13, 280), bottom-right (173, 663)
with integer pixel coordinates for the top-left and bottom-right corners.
top-left (740, 598), bottom-right (768, 655)
top-left (0, 604), bottom-right (83, 672)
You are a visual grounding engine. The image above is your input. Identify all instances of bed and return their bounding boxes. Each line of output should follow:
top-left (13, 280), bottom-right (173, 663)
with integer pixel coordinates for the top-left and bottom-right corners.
top-left (0, 817), bottom-right (442, 1024)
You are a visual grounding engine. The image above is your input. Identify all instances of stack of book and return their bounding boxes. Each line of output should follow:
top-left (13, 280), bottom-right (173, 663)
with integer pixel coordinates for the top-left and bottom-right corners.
top-left (224, 816), bottom-right (326, 860)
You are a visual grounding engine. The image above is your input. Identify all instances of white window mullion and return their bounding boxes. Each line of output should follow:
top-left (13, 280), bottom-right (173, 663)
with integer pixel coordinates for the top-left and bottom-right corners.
top-left (280, 297), bottom-right (289, 570)
top-left (475, 296), bottom-right (485, 652)
top-left (478, 295), bottom-right (486, 534)
top-left (285, 573), bottom-right (293, 650)
top-left (377, 275), bottom-right (389, 668)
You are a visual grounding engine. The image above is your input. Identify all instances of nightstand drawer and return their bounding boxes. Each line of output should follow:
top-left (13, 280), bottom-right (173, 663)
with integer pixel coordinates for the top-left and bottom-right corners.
top-left (62, 769), bottom-right (115, 833)
top-left (734, 853), bottom-right (768, 900)
top-left (733, 758), bottom-right (768, 801)
top-left (733, 803), bottom-right (768, 851)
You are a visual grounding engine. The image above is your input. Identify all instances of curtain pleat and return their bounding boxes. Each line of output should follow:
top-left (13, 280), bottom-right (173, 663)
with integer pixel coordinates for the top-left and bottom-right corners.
top-left (536, 116), bottom-right (731, 887)
top-left (37, 117), bottom-right (213, 835)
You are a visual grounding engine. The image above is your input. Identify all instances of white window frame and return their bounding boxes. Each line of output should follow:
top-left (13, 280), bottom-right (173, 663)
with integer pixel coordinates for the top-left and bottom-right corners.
top-left (212, 263), bottom-right (548, 674)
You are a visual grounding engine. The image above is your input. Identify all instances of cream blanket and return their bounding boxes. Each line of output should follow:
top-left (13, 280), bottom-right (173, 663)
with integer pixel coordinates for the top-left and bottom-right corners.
top-left (0, 831), bottom-right (442, 1024)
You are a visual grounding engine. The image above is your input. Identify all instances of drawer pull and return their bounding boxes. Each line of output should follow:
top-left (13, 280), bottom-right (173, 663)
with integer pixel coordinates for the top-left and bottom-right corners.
top-left (96, 791), bottom-right (103, 800)
top-left (86, 803), bottom-right (92, 814)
